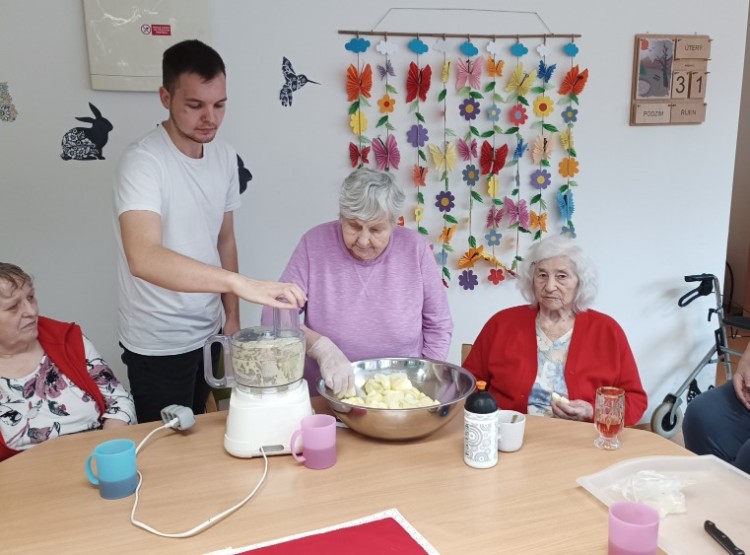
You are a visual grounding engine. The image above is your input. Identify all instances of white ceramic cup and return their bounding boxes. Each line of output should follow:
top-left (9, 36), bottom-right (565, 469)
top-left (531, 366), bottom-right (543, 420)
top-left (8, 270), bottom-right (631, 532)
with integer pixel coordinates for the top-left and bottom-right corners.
top-left (497, 410), bottom-right (526, 452)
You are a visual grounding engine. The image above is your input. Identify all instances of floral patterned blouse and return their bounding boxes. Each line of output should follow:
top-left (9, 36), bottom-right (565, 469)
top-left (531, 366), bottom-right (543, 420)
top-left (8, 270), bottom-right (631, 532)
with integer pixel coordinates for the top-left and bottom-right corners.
top-left (527, 322), bottom-right (574, 417)
top-left (0, 336), bottom-right (135, 452)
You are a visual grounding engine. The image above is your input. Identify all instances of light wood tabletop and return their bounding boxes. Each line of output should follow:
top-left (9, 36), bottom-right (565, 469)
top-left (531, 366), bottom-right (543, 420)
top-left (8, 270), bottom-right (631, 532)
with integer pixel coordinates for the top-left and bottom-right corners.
top-left (1, 398), bottom-right (691, 554)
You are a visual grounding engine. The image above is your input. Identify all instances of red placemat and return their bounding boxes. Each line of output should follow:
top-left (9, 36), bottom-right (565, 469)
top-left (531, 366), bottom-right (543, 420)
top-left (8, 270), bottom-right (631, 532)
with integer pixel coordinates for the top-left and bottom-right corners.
top-left (238, 517), bottom-right (429, 554)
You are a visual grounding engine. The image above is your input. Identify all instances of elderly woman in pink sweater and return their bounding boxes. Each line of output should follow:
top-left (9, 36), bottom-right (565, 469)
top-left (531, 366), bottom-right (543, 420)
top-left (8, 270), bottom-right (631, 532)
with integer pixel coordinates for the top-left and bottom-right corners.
top-left (266, 169), bottom-right (453, 396)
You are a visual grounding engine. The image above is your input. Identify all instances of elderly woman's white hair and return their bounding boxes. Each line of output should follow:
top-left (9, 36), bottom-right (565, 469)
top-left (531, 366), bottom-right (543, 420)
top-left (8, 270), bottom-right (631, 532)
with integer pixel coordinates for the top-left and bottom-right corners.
top-left (517, 235), bottom-right (598, 313)
top-left (339, 168), bottom-right (405, 224)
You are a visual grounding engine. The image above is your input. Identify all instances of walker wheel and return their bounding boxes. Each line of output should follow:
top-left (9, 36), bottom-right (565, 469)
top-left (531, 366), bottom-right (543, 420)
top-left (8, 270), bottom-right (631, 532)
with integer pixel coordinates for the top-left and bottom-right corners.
top-left (650, 402), bottom-right (684, 439)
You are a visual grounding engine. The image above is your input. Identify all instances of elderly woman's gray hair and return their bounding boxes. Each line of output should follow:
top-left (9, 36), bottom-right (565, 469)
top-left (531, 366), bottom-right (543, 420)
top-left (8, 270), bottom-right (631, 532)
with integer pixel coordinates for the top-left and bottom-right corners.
top-left (517, 235), bottom-right (598, 312)
top-left (0, 263), bottom-right (33, 295)
top-left (339, 168), bottom-right (405, 224)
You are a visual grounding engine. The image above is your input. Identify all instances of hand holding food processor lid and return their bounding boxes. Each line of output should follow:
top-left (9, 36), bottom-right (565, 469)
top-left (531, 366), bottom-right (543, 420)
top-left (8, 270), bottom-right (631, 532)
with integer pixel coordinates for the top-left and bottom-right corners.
top-left (203, 305), bottom-right (305, 390)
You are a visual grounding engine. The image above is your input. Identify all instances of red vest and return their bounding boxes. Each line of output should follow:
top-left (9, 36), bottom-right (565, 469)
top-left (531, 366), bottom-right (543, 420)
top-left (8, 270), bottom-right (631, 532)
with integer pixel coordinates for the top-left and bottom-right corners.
top-left (0, 317), bottom-right (106, 461)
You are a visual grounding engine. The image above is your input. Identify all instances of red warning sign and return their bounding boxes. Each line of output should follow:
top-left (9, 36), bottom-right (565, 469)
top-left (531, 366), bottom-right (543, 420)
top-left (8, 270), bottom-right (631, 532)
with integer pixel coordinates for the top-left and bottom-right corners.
top-left (151, 24), bottom-right (172, 36)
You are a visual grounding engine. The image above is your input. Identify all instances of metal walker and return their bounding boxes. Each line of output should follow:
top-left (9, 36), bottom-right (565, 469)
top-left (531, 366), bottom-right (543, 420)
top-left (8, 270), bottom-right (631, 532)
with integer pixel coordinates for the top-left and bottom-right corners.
top-left (650, 273), bottom-right (750, 438)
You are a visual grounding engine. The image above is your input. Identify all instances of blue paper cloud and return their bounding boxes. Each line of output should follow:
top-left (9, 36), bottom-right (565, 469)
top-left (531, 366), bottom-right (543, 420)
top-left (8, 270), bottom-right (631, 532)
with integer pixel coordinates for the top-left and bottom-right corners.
top-left (563, 42), bottom-right (580, 57)
top-left (345, 37), bottom-right (371, 53)
top-left (460, 41), bottom-right (479, 57)
top-left (408, 38), bottom-right (429, 55)
top-left (510, 43), bottom-right (528, 57)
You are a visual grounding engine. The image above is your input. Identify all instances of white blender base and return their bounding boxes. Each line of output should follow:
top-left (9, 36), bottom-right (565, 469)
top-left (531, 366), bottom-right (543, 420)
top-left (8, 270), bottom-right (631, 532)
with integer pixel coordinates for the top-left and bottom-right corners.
top-left (223, 380), bottom-right (313, 458)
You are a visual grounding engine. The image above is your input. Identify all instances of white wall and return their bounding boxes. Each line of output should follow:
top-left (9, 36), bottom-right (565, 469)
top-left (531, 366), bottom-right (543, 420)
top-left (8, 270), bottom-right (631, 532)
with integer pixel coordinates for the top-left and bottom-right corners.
top-left (1, 0), bottom-right (747, 423)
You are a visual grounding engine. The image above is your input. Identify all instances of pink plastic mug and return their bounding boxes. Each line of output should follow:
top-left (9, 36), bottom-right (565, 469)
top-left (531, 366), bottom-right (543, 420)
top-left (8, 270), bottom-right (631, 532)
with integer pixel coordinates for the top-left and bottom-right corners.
top-left (608, 501), bottom-right (660, 555)
top-left (290, 414), bottom-right (337, 469)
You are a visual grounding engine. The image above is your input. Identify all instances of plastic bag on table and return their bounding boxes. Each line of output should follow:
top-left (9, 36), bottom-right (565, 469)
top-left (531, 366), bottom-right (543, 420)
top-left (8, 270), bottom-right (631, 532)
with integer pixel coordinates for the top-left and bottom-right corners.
top-left (610, 470), bottom-right (696, 518)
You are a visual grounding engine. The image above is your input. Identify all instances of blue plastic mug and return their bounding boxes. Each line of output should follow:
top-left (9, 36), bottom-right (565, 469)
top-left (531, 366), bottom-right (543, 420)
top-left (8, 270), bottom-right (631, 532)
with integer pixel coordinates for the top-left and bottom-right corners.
top-left (85, 439), bottom-right (137, 500)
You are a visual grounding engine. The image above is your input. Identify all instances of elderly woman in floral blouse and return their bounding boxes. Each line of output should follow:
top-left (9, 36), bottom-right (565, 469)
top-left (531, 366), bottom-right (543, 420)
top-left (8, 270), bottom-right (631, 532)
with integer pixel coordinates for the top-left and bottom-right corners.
top-left (0, 263), bottom-right (135, 461)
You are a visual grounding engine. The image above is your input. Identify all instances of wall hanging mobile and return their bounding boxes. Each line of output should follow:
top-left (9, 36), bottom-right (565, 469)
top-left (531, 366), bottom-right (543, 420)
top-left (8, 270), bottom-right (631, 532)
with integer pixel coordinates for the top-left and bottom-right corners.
top-left (340, 24), bottom-right (586, 292)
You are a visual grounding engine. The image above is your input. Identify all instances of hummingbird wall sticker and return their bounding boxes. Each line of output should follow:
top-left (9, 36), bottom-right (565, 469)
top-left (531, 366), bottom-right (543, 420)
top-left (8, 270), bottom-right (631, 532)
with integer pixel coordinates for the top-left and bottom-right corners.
top-left (279, 57), bottom-right (319, 107)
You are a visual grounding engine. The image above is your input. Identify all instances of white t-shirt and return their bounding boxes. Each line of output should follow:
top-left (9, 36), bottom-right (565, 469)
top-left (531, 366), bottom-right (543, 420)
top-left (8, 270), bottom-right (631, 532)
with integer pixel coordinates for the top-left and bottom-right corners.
top-left (113, 125), bottom-right (241, 355)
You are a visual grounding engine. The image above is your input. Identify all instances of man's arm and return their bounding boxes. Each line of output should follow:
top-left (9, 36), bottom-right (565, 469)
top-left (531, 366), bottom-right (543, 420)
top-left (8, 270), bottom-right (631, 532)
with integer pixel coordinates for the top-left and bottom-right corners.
top-left (119, 210), bottom-right (306, 308)
top-left (217, 211), bottom-right (240, 335)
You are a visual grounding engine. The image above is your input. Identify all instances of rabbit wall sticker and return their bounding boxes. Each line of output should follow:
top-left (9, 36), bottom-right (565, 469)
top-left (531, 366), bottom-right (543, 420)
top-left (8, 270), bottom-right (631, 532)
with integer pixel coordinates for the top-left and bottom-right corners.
top-left (60, 102), bottom-right (113, 161)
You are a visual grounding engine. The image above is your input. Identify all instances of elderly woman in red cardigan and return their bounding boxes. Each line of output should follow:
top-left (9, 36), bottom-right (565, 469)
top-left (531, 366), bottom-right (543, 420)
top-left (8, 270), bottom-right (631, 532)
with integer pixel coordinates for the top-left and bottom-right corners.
top-left (0, 263), bottom-right (135, 461)
top-left (463, 236), bottom-right (647, 426)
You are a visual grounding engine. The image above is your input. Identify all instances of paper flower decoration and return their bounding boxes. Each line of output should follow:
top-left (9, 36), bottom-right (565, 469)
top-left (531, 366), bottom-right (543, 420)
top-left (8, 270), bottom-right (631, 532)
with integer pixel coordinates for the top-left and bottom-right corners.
top-left (459, 98), bottom-right (481, 120)
top-left (561, 225), bottom-right (577, 238)
top-left (460, 41), bottom-right (479, 57)
top-left (488, 268), bottom-right (505, 285)
top-left (485, 229), bottom-right (502, 246)
top-left (509, 104), bottom-right (528, 125)
top-left (435, 191), bottom-right (456, 212)
top-left (378, 94), bottom-right (396, 114)
top-left (459, 270), bottom-right (479, 291)
top-left (406, 124), bottom-right (429, 148)
top-left (531, 169), bottom-right (552, 190)
top-left (345, 37), bottom-right (371, 53)
top-left (533, 95), bottom-right (554, 117)
top-left (486, 104), bottom-right (501, 122)
top-left (510, 43), bottom-right (529, 57)
top-left (415, 206), bottom-right (424, 222)
top-left (486, 175), bottom-right (499, 197)
top-left (561, 107), bottom-right (578, 123)
top-left (462, 164), bottom-right (480, 186)
top-left (349, 111), bottom-right (368, 134)
top-left (435, 250), bottom-right (448, 266)
top-left (531, 135), bottom-right (553, 164)
top-left (558, 157), bottom-right (580, 178)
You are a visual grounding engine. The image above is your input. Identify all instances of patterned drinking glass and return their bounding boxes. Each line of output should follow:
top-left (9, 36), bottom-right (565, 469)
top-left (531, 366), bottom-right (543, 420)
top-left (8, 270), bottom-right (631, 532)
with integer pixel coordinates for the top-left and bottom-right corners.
top-left (594, 386), bottom-right (625, 450)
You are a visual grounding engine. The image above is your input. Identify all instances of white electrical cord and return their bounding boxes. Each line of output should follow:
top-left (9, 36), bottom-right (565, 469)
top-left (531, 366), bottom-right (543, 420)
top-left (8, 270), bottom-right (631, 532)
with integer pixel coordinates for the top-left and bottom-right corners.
top-left (129, 418), bottom-right (269, 538)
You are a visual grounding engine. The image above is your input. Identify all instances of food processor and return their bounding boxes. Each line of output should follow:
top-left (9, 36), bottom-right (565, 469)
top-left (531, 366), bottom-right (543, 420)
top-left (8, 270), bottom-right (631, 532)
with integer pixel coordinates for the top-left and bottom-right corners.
top-left (204, 307), bottom-right (311, 458)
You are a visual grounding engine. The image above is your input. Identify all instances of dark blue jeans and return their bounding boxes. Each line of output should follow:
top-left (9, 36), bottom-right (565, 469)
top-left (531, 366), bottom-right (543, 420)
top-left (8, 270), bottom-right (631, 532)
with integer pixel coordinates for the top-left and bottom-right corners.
top-left (121, 343), bottom-right (219, 424)
top-left (682, 382), bottom-right (750, 474)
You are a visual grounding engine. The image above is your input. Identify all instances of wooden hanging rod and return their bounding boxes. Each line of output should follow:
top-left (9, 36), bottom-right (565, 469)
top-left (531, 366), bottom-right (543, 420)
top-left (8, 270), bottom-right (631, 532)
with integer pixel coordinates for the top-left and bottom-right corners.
top-left (338, 30), bottom-right (581, 40)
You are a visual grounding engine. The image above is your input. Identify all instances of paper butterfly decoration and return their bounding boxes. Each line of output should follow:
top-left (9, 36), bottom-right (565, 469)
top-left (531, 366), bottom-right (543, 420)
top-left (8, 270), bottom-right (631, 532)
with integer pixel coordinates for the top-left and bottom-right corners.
top-left (559, 66), bottom-right (589, 96)
top-left (502, 197), bottom-right (530, 229)
top-left (372, 135), bottom-right (400, 170)
top-left (537, 60), bottom-right (557, 83)
top-left (486, 57), bottom-right (504, 78)
top-left (458, 246), bottom-right (485, 269)
top-left (486, 206), bottom-right (502, 228)
top-left (438, 224), bottom-right (457, 244)
top-left (480, 141), bottom-right (508, 175)
top-left (412, 164), bottom-right (428, 186)
top-left (349, 142), bottom-right (371, 168)
top-left (346, 64), bottom-right (373, 102)
top-left (531, 135), bottom-right (553, 164)
top-left (456, 57), bottom-right (483, 91)
top-left (514, 138), bottom-right (529, 160)
top-left (377, 59), bottom-right (395, 80)
top-left (428, 142), bottom-right (457, 173)
top-left (406, 62), bottom-right (432, 103)
top-left (457, 138), bottom-right (477, 161)
top-left (504, 63), bottom-right (537, 96)
top-left (558, 189), bottom-right (575, 221)
top-left (441, 60), bottom-right (451, 84)
top-left (530, 210), bottom-right (548, 232)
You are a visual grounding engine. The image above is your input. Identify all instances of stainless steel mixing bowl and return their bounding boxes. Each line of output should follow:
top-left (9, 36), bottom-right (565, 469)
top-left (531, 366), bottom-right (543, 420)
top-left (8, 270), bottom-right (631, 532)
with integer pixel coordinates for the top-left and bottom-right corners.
top-left (317, 357), bottom-right (477, 440)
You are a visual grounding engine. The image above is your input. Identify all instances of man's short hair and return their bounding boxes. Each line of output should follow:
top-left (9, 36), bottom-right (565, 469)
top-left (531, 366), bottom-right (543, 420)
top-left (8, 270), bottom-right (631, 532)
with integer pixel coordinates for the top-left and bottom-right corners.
top-left (162, 39), bottom-right (226, 93)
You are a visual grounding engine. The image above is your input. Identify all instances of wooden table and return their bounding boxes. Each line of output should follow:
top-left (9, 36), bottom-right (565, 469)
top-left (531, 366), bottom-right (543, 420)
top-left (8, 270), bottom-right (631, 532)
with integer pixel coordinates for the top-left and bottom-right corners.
top-left (1, 398), bottom-right (691, 554)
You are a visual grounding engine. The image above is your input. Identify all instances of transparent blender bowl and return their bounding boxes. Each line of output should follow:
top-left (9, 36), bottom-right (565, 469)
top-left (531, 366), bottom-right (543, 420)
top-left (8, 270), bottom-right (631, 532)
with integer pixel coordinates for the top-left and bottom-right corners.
top-left (204, 307), bottom-right (305, 390)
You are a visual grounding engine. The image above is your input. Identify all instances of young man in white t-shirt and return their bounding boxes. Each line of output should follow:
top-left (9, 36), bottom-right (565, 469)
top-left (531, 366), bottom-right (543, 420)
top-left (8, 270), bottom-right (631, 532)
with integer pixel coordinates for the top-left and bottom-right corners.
top-left (113, 40), bottom-right (305, 423)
